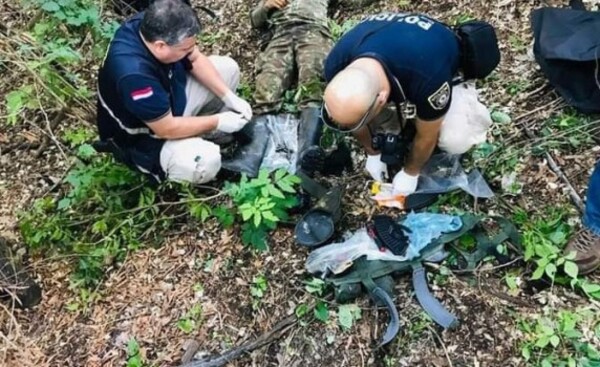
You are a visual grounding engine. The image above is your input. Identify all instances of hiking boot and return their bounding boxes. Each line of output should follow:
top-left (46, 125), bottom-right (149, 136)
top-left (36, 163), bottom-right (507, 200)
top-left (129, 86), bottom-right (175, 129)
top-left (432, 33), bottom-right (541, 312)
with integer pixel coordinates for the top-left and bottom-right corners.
top-left (563, 228), bottom-right (600, 275)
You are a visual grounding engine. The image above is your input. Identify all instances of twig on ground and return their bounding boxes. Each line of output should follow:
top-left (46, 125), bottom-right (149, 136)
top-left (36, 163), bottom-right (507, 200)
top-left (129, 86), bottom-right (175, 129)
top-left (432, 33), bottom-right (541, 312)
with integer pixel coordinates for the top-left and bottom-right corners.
top-left (451, 257), bottom-right (523, 275)
top-left (34, 107), bottom-right (67, 160)
top-left (477, 282), bottom-right (532, 308)
top-left (181, 314), bottom-right (298, 367)
top-left (513, 98), bottom-right (563, 124)
top-left (426, 325), bottom-right (453, 367)
top-left (522, 121), bottom-right (585, 212)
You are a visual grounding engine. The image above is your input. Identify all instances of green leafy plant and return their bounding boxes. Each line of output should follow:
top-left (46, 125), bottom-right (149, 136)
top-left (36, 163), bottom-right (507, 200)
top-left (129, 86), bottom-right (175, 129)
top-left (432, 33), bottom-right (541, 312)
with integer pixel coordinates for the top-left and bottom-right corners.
top-left (4, 0), bottom-right (118, 127)
top-left (177, 304), bottom-right (203, 334)
top-left (328, 18), bottom-right (359, 42)
top-left (63, 126), bottom-right (97, 148)
top-left (250, 275), bottom-right (268, 299)
top-left (126, 338), bottom-right (145, 367)
top-left (520, 309), bottom-right (600, 366)
top-left (337, 304), bottom-right (362, 331)
top-left (19, 156), bottom-right (222, 296)
top-left (225, 169), bottom-right (300, 251)
top-left (510, 208), bottom-right (600, 300)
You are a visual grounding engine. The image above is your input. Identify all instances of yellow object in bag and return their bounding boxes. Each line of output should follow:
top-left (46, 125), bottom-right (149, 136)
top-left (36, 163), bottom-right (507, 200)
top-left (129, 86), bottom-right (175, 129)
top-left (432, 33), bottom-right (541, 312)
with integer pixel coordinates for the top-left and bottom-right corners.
top-left (370, 182), bottom-right (406, 209)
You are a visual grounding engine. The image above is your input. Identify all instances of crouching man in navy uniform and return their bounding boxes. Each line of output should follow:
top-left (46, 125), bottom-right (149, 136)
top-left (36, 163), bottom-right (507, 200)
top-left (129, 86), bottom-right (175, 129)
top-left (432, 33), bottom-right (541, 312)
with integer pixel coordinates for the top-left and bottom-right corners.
top-left (322, 13), bottom-right (475, 196)
top-left (97, 0), bottom-right (252, 184)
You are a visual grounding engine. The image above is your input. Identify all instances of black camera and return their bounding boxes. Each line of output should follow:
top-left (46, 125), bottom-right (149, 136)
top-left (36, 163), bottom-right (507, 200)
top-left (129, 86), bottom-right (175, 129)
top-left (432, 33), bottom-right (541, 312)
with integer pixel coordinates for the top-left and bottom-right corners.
top-left (371, 133), bottom-right (410, 166)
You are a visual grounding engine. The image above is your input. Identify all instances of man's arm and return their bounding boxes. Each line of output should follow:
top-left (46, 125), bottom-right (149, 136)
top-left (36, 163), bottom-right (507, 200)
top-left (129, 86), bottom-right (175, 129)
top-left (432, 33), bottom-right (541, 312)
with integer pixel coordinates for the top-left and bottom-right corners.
top-left (353, 124), bottom-right (377, 155)
top-left (251, 1), bottom-right (270, 29)
top-left (403, 116), bottom-right (443, 175)
top-left (147, 112), bottom-right (218, 140)
top-left (250, 0), bottom-right (286, 29)
top-left (187, 47), bottom-right (230, 99)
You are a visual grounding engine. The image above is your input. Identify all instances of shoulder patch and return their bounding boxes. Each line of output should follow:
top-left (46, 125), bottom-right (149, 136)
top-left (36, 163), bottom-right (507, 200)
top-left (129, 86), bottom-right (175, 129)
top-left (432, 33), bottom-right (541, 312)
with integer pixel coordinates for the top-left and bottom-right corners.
top-left (427, 82), bottom-right (451, 110)
top-left (131, 86), bottom-right (154, 101)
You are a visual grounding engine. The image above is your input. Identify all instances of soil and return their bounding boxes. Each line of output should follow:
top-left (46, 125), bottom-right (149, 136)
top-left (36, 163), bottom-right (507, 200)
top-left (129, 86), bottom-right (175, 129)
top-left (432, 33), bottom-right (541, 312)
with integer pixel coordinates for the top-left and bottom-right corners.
top-left (1, 0), bottom-right (599, 366)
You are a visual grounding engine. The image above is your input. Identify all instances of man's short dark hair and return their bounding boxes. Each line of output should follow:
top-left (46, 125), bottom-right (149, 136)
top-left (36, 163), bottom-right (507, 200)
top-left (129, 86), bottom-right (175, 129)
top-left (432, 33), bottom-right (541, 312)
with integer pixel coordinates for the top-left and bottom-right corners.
top-left (140, 0), bottom-right (201, 45)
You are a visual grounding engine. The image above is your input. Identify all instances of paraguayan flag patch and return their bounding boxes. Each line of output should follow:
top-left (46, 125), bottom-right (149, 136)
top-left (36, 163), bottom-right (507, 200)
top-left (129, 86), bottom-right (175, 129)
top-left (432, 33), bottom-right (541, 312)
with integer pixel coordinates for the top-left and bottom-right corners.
top-left (131, 86), bottom-right (154, 101)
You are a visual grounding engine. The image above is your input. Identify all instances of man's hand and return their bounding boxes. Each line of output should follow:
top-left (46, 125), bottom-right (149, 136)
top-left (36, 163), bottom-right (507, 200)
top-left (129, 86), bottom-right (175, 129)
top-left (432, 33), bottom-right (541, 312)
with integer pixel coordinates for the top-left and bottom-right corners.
top-left (365, 154), bottom-right (388, 182)
top-left (264, 0), bottom-right (288, 9)
top-left (221, 91), bottom-right (253, 120)
top-left (392, 169), bottom-right (419, 195)
top-left (216, 111), bottom-right (249, 133)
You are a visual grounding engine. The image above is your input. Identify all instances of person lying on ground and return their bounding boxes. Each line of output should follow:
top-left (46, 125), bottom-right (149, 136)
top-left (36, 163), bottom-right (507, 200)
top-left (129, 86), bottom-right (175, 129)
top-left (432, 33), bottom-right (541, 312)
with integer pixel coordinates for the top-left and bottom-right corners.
top-left (249, 0), bottom-right (376, 173)
top-left (97, 0), bottom-right (252, 184)
top-left (564, 160), bottom-right (600, 274)
top-left (322, 13), bottom-right (490, 196)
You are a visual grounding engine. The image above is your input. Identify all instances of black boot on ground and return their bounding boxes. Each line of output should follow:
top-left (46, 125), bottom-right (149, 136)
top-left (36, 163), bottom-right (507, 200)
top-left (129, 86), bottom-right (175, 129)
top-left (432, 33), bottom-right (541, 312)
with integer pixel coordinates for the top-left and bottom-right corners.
top-left (221, 116), bottom-right (271, 178)
top-left (297, 107), bottom-right (325, 175)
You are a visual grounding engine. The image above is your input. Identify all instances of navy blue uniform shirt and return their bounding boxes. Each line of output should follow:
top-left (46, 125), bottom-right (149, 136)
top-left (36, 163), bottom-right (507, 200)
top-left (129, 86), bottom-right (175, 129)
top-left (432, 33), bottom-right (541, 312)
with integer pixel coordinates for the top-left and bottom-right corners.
top-left (97, 12), bottom-right (190, 177)
top-left (324, 13), bottom-right (461, 121)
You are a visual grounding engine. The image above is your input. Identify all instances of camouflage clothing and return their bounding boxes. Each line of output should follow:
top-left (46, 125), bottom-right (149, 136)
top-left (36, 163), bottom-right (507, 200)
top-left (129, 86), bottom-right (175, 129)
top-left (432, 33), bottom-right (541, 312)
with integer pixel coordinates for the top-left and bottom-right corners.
top-left (251, 0), bottom-right (374, 114)
top-left (253, 26), bottom-right (332, 113)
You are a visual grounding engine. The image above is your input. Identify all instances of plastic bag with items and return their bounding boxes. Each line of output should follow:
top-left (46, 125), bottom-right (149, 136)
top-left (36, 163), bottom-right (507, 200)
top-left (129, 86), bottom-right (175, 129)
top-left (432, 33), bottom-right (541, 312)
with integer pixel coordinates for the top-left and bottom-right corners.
top-left (305, 213), bottom-right (461, 276)
top-left (371, 153), bottom-right (494, 208)
top-left (259, 114), bottom-right (299, 173)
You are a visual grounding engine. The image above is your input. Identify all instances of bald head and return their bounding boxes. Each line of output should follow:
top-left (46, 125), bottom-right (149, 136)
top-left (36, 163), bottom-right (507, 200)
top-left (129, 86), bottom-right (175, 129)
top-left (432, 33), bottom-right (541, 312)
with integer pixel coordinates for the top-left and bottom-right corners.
top-left (324, 67), bottom-right (380, 128)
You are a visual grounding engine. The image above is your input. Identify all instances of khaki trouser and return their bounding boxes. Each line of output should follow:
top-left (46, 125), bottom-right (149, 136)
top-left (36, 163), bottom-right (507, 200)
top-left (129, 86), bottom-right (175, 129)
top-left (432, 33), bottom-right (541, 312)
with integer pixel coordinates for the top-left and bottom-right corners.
top-left (159, 55), bottom-right (240, 184)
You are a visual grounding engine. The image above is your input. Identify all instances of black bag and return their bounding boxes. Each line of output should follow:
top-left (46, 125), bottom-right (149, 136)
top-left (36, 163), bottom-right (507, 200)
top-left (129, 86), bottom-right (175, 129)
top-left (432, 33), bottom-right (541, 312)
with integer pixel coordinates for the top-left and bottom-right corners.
top-left (531, 0), bottom-right (600, 114)
top-left (455, 20), bottom-right (501, 80)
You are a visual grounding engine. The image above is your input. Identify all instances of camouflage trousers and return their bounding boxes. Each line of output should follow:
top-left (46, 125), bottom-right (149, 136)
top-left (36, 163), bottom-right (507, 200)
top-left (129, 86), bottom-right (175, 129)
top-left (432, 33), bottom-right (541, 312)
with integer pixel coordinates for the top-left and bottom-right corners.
top-left (253, 25), bottom-right (333, 115)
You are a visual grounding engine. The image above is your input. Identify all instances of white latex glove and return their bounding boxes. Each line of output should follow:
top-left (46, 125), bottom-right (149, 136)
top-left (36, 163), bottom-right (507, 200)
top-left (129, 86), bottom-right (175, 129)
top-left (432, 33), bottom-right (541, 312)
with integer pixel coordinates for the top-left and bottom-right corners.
top-left (365, 154), bottom-right (388, 182)
top-left (216, 111), bottom-right (249, 133)
top-left (221, 90), bottom-right (253, 120)
top-left (392, 169), bottom-right (419, 195)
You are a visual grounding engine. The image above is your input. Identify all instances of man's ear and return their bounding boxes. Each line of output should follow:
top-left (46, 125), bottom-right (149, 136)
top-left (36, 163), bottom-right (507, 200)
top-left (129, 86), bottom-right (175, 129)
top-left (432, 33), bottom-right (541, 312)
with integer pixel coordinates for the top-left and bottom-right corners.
top-left (152, 40), bottom-right (168, 52)
top-left (375, 90), bottom-right (388, 107)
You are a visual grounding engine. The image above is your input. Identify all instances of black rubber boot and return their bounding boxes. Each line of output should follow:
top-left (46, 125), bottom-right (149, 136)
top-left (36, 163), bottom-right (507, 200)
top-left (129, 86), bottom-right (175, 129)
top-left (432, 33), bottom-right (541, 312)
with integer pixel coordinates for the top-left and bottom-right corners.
top-left (221, 116), bottom-right (271, 178)
top-left (297, 107), bottom-right (325, 174)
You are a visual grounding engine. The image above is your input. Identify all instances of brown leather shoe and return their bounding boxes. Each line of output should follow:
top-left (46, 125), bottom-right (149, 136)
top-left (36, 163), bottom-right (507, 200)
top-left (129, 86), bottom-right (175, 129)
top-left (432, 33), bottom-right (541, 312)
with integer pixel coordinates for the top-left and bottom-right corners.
top-left (563, 228), bottom-right (600, 275)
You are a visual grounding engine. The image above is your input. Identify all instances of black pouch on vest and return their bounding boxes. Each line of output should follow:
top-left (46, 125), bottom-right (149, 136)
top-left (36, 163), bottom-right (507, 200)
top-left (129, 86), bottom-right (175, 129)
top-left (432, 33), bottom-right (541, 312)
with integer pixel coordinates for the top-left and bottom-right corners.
top-left (455, 20), bottom-right (501, 80)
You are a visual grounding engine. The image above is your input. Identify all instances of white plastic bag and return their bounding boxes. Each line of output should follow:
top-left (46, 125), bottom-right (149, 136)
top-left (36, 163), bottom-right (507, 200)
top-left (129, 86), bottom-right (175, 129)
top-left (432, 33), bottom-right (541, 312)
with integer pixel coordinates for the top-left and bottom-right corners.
top-left (260, 114), bottom-right (299, 173)
top-left (438, 82), bottom-right (492, 155)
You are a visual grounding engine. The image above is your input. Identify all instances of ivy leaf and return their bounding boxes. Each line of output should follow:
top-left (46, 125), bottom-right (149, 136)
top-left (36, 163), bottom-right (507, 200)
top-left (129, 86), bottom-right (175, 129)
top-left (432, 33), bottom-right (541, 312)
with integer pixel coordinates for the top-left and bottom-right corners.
top-left (314, 301), bottom-right (329, 322)
top-left (563, 261), bottom-right (579, 279)
top-left (295, 303), bottom-right (309, 318)
top-left (274, 169), bottom-right (285, 181)
top-left (241, 208), bottom-right (253, 221)
top-left (581, 282), bottom-right (600, 295)
top-left (262, 210), bottom-right (278, 222)
top-left (531, 265), bottom-right (545, 280)
top-left (491, 110), bottom-right (512, 124)
top-left (304, 278), bottom-right (325, 296)
top-left (127, 338), bottom-right (140, 356)
top-left (549, 335), bottom-right (560, 347)
top-left (535, 335), bottom-right (550, 348)
top-left (548, 231), bottom-right (567, 245)
top-left (253, 211), bottom-right (261, 227)
top-left (521, 346), bottom-right (531, 360)
top-left (177, 319), bottom-right (195, 334)
top-left (267, 185), bottom-right (285, 199)
top-left (41, 1), bottom-right (60, 12)
top-left (213, 206), bottom-right (234, 228)
top-left (338, 304), bottom-right (361, 331)
top-left (545, 263), bottom-right (557, 279)
top-left (57, 198), bottom-right (71, 211)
